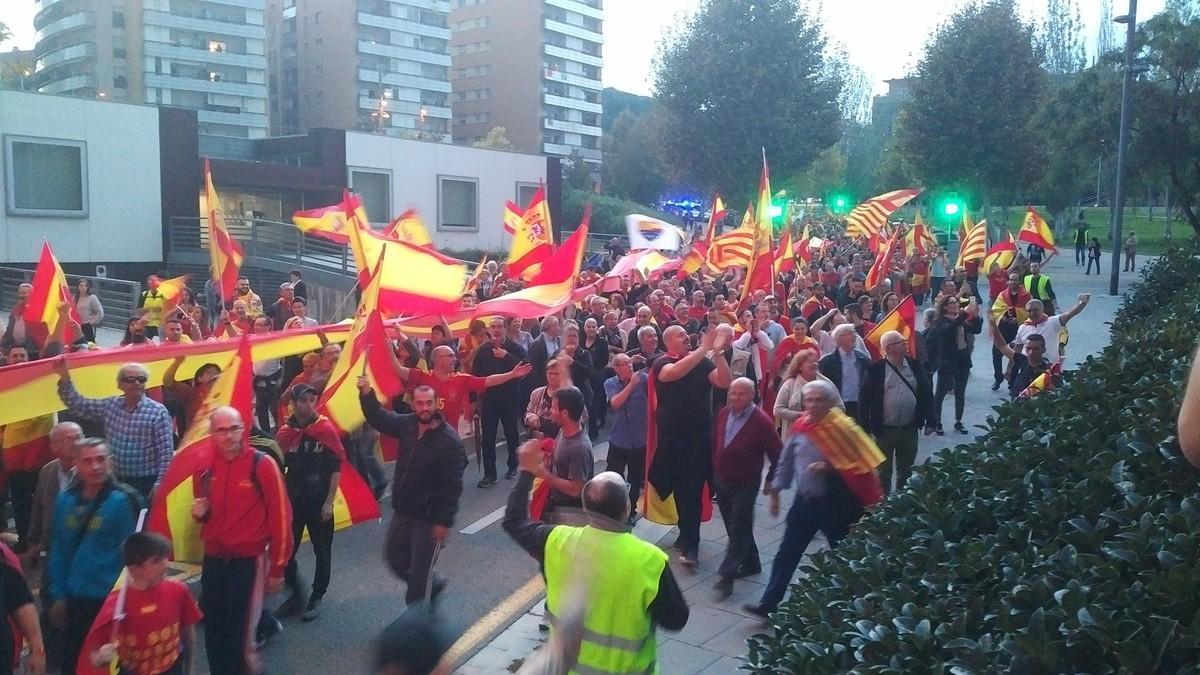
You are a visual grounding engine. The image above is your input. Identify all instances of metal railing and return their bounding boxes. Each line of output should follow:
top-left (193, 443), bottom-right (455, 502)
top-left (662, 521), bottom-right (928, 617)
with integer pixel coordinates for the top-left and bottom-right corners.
top-left (0, 266), bottom-right (141, 332)
top-left (168, 216), bottom-right (354, 284)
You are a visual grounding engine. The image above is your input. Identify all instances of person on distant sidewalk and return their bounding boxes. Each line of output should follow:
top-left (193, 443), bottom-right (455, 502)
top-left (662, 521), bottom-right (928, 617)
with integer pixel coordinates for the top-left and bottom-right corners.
top-left (1124, 232), bottom-right (1138, 271)
top-left (711, 378), bottom-right (780, 601)
top-left (859, 331), bottom-right (932, 494)
top-left (1023, 261), bottom-right (1057, 316)
top-left (1086, 237), bottom-right (1103, 275)
top-left (744, 380), bottom-right (881, 620)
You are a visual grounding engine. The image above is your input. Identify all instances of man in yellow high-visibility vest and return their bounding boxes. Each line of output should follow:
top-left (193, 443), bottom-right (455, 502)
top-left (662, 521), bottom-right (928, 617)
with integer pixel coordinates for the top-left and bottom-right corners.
top-left (504, 445), bottom-right (689, 674)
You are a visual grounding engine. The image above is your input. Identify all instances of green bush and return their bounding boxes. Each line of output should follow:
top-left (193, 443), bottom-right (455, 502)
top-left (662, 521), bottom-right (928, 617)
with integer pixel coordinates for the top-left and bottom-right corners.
top-left (747, 242), bottom-right (1200, 673)
top-left (562, 188), bottom-right (681, 236)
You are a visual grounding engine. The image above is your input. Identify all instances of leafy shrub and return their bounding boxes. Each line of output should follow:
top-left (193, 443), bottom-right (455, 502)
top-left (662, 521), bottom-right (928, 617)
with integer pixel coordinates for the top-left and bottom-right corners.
top-left (747, 241), bottom-right (1200, 673)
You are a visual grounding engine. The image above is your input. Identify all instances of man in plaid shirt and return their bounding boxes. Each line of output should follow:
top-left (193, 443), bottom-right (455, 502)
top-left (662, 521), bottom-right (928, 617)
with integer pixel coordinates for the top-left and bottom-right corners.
top-left (53, 358), bottom-right (174, 501)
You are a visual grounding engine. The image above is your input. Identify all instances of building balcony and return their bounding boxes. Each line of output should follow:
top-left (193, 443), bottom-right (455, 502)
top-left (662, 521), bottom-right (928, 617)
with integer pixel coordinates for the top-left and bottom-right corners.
top-left (543, 142), bottom-right (602, 162)
top-left (544, 43), bottom-right (602, 68)
top-left (143, 10), bottom-right (266, 39)
top-left (197, 0), bottom-right (266, 10)
top-left (544, 117), bottom-right (601, 137)
top-left (357, 40), bottom-right (451, 67)
top-left (35, 41), bottom-right (95, 73)
top-left (357, 12), bottom-right (450, 41)
top-left (143, 42), bottom-right (268, 70)
top-left (357, 97), bottom-right (451, 119)
top-left (545, 0), bottom-right (603, 21)
top-left (358, 68), bottom-right (451, 93)
top-left (38, 72), bottom-right (97, 95)
top-left (145, 73), bottom-right (267, 99)
top-left (544, 18), bottom-right (602, 45)
top-left (35, 10), bottom-right (94, 43)
top-left (33, 0), bottom-right (80, 31)
top-left (543, 92), bottom-right (601, 114)
top-left (543, 68), bottom-right (601, 91)
top-left (197, 109), bottom-right (269, 128)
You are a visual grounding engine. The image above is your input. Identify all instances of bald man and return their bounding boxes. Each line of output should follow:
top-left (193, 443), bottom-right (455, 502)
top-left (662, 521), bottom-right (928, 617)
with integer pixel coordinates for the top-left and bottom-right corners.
top-left (712, 377), bottom-right (781, 599)
top-left (191, 407), bottom-right (292, 675)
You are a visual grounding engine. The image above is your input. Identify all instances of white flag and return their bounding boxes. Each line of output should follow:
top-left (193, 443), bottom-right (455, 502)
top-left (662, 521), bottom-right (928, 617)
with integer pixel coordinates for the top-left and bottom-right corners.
top-left (625, 214), bottom-right (683, 251)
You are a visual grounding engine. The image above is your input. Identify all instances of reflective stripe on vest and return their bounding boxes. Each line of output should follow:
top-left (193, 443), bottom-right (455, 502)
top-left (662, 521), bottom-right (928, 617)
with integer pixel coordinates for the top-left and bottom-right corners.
top-left (1023, 274), bottom-right (1049, 300)
top-left (544, 525), bottom-right (667, 675)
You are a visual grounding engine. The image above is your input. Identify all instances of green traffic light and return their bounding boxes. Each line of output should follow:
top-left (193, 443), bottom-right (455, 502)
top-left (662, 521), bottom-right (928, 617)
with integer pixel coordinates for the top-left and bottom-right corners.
top-left (944, 202), bottom-right (961, 216)
top-left (834, 197), bottom-right (847, 209)
top-left (768, 204), bottom-right (783, 218)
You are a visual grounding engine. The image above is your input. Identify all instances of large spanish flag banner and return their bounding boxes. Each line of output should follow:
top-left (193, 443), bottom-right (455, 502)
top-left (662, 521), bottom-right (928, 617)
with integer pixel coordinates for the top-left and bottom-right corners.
top-left (504, 186), bottom-right (554, 280)
top-left (863, 295), bottom-right (918, 359)
top-left (148, 334), bottom-right (256, 562)
top-left (1019, 207), bottom-right (1058, 252)
top-left (0, 322), bottom-right (349, 427)
top-left (476, 207), bottom-right (590, 317)
top-left (344, 192), bottom-right (467, 315)
top-left (23, 241), bottom-right (81, 346)
top-left (204, 160), bottom-right (245, 301)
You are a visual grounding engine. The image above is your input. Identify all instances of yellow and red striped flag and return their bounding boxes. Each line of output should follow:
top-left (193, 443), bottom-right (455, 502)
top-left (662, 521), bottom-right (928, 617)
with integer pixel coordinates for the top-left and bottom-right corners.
top-left (738, 149), bottom-right (775, 308)
top-left (791, 408), bottom-right (885, 507)
top-left (865, 227), bottom-right (903, 291)
top-left (504, 186), bottom-right (553, 280)
top-left (345, 192), bottom-right (467, 315)
top-left (384, 208), bottom-right (433, 248)
top-left (1018, 207), bottom-right (1058, 252)
top-left (703, 195), bottom-right (727, 244)
top-left (863, 295), bottom-right (918, 359)
top-left (706, 229), bottom-right (755, 269)
top-left (204, 160), bottom-right (246, 301)
top-left (845, 188), bottom-right (922, 240)
top-left (955, 218), bottom-right (988, 268)
top-left (23, 241), bottom-right (82, 345)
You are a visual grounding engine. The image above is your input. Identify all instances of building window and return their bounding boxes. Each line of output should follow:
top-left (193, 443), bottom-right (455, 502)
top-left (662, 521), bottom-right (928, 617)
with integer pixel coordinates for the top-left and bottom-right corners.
top-left (517, 182), bottom-right (540, 207)
top-left (350, 170), bottom-right (391, 224)
top-left (4, 136), bottom-right (88, 217)
top-left (438, 177), bottom-right (477, 231)
top-left (114, 75), bottom-right (128, 89)
top-left (112, 11), bottom-right (125, 27)
top-left (113, 47), bottom-right (127, 59)
top-left (208, 40), bottom-right (227, 53)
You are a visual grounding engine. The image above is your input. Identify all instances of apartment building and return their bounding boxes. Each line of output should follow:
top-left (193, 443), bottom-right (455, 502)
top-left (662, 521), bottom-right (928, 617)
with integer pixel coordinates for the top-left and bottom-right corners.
top-left (449, 0), bottom-right (602, 166)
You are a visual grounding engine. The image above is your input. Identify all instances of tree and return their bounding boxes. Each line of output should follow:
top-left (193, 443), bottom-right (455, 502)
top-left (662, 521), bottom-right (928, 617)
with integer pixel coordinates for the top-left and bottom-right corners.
top-left (472, 126), bottom-right (514, 150)
top-left (1097, 0), bottom-right (1118, 61)
top-left (1041, 0), bottom-right (1085, 74)
top-left (602, 109), bottom-right (669, 204)
top-left (653, 0), bottom-right (842, 201)
top-left (894, 0), bottom-right (1046, 206)
top-left (1167, 0), bottom-right (1200, 22)
top-left (562, 149), bottom-right (595, 192)
top-left (0, 22), bottom-right (11, 46)
top-left (1133, 12), bottom-right (1200, 232)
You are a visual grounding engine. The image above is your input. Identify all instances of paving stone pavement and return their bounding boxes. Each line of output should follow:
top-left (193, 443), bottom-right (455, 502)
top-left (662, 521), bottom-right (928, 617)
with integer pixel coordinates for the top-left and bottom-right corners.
top-left (457, 254), bottom-right (1149, 674)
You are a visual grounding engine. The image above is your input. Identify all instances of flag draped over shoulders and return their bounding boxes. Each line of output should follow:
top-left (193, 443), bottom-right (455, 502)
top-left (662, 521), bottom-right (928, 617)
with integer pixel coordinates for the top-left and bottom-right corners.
top-left (792, 409), bottom-right (885, 508)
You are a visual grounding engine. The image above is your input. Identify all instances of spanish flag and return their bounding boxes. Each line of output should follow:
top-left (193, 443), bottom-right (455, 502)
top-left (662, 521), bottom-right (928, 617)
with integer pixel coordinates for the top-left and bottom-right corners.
top-left (148, 334), bottom-right (256, 562)
top-left (774, 218), bottom-right (795, 276)
top-left (989, 291), bottom-right (1029, 325)
top-left (1, 414), bottom-right (55, 474)
top-left (791, 409), bottom-right (885, 508)
top-left (1019, 362), bottom-right (1062, 399)
top-left (641, 366), bottom-right (713, 526)
top-left (863, 295), bottom-right (917, 360)
top-left (292, 202), bottom-right (355, 243)
top-left (864, 227), bottom-right (903, 291)
top-left (1018, 207), bottom-right (1058, 252)
top-left (345, 192), bottom-right (467, 315)
top-left (23, 241), bottom-right (81, 346)
top-left (703, 195), bottom-right (727, 244)
top-left (476, 207), bottom-right (589, 317)
top-left (385, 209), bottom-right (434, 248)
top-left (983, 231), bottom-right (1018, 273)
top-left (464, 254), bottom-right (489, 296)
top-left (204, 160), bottom-right (246, 302)
top-left (794, 222), bottom-right (812, 263)
top-left (504, 185), bottom-right (553, 280)
top-left (905, 212), bottom-right (936, 258)
top-left (154, 274), bottom-right (191, 317)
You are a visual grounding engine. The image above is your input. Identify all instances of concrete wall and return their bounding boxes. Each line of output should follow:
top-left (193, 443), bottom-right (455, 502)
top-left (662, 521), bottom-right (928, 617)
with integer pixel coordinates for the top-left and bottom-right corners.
top-left (0, 90), bottom-right (163, 264)
top-left (344, 131), bottom-right (547, 252)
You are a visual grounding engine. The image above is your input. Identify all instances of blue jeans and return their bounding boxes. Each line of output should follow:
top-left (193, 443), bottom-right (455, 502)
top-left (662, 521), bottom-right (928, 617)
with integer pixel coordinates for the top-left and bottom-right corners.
top-left (758, 491), bottom-right (860, 611)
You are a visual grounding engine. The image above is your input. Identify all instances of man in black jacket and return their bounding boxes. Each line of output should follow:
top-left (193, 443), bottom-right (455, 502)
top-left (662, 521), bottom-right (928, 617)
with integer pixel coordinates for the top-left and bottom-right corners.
top-left (359, 381), bottom-right (467, 606)
top-left (527, 316), bottom-right (562, 391)
top-left (471, 317), bottom-right (527, 482)
top-left (859, 331), bottom-right (933, 494)
top-left (818, 324), bottom-right (871, 419)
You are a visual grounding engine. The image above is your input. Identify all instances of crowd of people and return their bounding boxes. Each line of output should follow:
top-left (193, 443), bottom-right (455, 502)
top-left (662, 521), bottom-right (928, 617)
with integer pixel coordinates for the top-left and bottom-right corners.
top-left (0, 213), bottom-right (1104, 674)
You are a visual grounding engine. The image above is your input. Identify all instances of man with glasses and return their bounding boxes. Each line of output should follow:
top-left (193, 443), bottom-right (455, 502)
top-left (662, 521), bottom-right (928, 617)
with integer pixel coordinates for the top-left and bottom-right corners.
top-left (191, 406), bottom-right (291, 675)
top-left (53, 360), bottom-right (173, 502)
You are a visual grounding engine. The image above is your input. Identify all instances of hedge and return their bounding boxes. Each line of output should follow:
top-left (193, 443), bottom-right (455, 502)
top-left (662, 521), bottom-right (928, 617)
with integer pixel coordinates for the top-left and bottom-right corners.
top-left (746, 242), bottom-right (1200, 673)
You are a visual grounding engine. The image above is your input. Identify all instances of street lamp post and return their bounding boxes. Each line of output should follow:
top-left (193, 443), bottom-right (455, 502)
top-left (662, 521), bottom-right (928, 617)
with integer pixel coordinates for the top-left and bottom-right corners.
top-left (1109, 0), bottom-right (1138, 296)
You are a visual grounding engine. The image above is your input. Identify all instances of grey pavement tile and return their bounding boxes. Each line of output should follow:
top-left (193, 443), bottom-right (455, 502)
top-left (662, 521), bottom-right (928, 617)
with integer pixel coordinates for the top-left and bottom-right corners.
top-left (699, 617), bottom-right (767, 658)
top-left (658, 638), bottom-right (724, 673)
top-left (673, 604), bottom-right (748, 647)
top-left (672, 564), bottom-right (717, 591)
top-left (699, 655), bottom-right (747, 674)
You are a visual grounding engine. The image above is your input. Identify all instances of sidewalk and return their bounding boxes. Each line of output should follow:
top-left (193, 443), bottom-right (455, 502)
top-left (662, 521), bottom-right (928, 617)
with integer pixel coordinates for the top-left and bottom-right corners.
top-left (456, 254), bottom-right (1148, 674)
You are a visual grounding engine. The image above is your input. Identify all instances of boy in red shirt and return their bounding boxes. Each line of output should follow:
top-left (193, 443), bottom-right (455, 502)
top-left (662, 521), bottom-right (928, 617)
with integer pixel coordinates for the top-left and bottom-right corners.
top-left (84, 532), bottom-right (202, 675)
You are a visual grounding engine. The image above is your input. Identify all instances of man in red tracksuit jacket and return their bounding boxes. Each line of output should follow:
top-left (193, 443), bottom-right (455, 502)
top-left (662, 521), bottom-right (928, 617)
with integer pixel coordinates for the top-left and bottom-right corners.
top-left (191, 406), bottom-right (292, 675)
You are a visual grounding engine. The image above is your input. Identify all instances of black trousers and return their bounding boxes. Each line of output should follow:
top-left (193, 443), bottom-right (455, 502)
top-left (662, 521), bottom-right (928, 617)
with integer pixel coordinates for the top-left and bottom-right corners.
top-left (480, 401), bottom-right (521, 480)
top-left (933, 360), bottom-right (970, 425)
top-left (605, 444), bottom-right (645, 513)
top-left (80, 324), bottom-right (96, 343)
top-left (286, 501), bottom-right (335, 598)
top-left (714, 480), bottom-right (760, 579)
top-left (201, 555), bottom-right (260, 675)
top-left (61, 596), bottom-right (106, 675)
top-left (254, 372), bottom-right (283, 433)
top-left (587, 377), bottom-right (607, 435)
top-left (759, 492), bottom-right (860, 611)
top-left (384, 514), bottom-right (440, 606)
top-left (1087, 256), bottom-right (1101, 274)
top-left (9, 470), bottom-right (38, 544)
top-left (674, 461), bottom-right (711, 558)
top-left (1075, 243), bottom-right (1086, 264)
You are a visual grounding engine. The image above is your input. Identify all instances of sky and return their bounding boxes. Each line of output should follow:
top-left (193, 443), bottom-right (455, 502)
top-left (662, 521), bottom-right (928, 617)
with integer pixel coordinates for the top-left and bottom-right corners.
top-left (3, 0), bottom-right (1166, 97)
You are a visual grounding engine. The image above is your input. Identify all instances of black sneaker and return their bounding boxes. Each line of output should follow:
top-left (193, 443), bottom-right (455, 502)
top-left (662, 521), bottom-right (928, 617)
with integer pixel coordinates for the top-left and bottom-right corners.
top-left (477, 476), bottom-right (497, 488)
top-left (627, 512), bottom-right (640, 526)
top-left (734, 564), bottom-right (762, 579)
top-left (301, 596), bottom-right (322, 622)
top-left (713, 577), bottom-right (734, 601)
top-left (954, 422), bottom-right (968, 434)
top-left (935, 423), bottom-right (945, 436)
top-left (743, 603), bottom-right (772, 620)
top-left (254, 615), bottom-right (283, 649)
top-left (677, 552), bottom-right (698, 571)
top-left (504, 468), bottom-right (518, 480)
top-left (991, 379), bottom-right (1002, 391)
